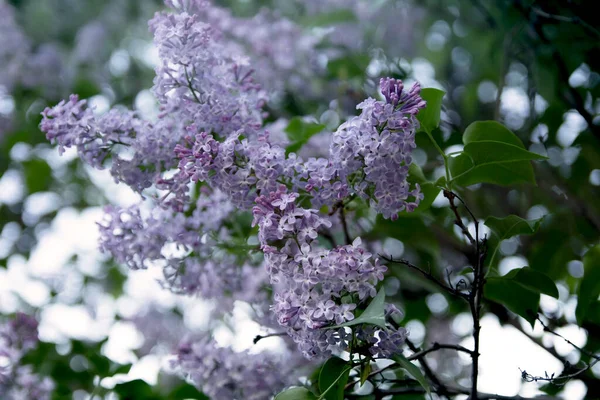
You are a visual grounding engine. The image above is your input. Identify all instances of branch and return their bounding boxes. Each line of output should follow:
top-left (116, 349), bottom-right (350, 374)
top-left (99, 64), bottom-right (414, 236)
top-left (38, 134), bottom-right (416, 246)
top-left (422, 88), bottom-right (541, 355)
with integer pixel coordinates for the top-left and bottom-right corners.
top-left (404, 339), bottom-right (454, 398)
top-left (444, 190), bottom-right (476, 245)
top-left (519, 316), bottom-right (600, 385)
top-left (444, 189), bottom-right (487, 399)
top-left (339, 206), bottom-right (352, 245)
top-left (380, 255), bottom-right (469, 301)
top-left (375, 385), bottom-right (559, 399)
top-left (407, 342), bottom-right (474, 361)
top-left (253, 332), bottom-right (287, 344)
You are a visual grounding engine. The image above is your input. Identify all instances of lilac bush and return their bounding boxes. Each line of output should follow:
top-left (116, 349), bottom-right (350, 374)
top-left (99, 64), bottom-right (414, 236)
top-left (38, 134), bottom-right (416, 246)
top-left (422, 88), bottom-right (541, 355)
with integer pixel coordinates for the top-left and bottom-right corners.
top-left (39, 0), bottom-right (429, 397)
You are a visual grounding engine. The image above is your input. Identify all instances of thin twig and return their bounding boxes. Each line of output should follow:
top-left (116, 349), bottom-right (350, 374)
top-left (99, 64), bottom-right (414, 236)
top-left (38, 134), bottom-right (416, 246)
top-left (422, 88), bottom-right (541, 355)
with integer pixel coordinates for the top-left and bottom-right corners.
top-left (253, 332), bottom-right (287, 344)
top-left (407, 342), bottom-right (474, 361)
top-left (444, 190), bottom-right (476, 245)
top-left (340, 206), bottom-right (352, 245)
top-left (381, 255), bottom-right (469, 301)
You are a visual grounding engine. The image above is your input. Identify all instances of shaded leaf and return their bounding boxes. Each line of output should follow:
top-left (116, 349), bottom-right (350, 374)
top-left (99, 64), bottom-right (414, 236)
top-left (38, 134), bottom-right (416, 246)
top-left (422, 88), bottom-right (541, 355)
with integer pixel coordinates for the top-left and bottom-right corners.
top-left (395, 164), bottom-right (440, 216)
top-left (502, 267), bottom-right (559, 299)
top-left (392, 353), bottom-right (430, 394)
top-left (449, 121), bottom-right (546, 186)
top-left (301, 9), bottom-right (356, 27)
top-left (332, 288), bottom-right (386, 329)
top-left (417, 88), bottom-right (445, 134)
top-left (485, 215), bottom-right (544, 273)
top-left (285, 117), bottom-right (326, 155)
top-left (576, 244), bottom-right (600, 324)
top-left (318, 357), bottom-right (351, 400)
top-left (485, 277), bottom-right (539, 327)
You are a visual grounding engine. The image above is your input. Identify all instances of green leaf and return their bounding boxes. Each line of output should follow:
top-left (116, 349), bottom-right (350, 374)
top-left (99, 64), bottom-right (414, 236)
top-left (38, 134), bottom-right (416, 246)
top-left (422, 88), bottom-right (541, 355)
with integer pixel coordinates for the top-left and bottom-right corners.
top-left (417, 88), bottom-right (445, 134)
top-left (327, 54), bottom-right (371, 80)
top-left (485, 215), bottom-right (544, 273)
top-left (392, 354), bottom-right (430, 394)
top-left (502, 267), bottom-right (559, 299)
top-left (449, 121), bottom-right (547, 186)
top-left (485, 277), bottom-right (539, 326)
top-left (275, 387), bottom-right (318, 400)
top-left (331, 288), bottom-right (386, 329)
top-left (318, 357), bottom-right (351, 400)
top-left (23, 159), bottom-right (52, 193)
top-left (113, 379), bottom-right (159, 400)
top-left (285, 117), bottom-right (326, 155)
top-left (169, 383), bottom-right (210, 400)
top-left (576, 244), bottom-right (600, 324)
top-left (360, 362), bottom-right (372, 386)
top-left (395, 164), bottom-right (440, 216)
top-left (300, 9), bottom-right (357, 27)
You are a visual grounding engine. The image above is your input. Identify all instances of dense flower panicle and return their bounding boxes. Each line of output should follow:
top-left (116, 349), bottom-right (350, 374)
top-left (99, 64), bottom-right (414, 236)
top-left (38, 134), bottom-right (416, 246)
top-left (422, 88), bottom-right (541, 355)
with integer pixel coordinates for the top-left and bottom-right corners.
top-left (0, 314), bottom-right (54, 399)
top-left (330, 78), bottom-right (426, 219)
top-left (150, 9), bottom-right (266, 137)
top-left (252, 187), bottom-right (402, 358)
top-left (176, 130), bottom-right (289, 209)
top-left (40, 95), bottom-right (95, 156)
top-left (164, 0), bottom-right (321, 95)
top-left (98, 205), bottom-right (165, 270)
top-left (173, 336), bottom-right (298, 400)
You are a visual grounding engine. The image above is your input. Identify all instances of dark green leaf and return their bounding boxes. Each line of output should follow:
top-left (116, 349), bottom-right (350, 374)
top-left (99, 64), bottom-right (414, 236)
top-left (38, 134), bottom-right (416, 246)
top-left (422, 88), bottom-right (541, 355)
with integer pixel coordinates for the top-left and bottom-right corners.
top-left (485, 277), bottom-right (539, 326)
top-left (332, 288), bottom-right (386, 329)
top-left (485, 215), bottom-right (544, 273)
top-left (502, 267), bottom-right (559, 299)
top-left (392, 354), bottom-right (430, 394)
top-left (169, 382), bottom-right (210, 400)
top-left (285, 117), bottom-right (326, 155)
top-left (449, 121), bottom-right (546, 186)
top-left (360, 362), bottom-right (372, 386)
top-left (300, 9), bottom-right (356, 27)
top-left (23, 159), bottom-right (52, 193)
top-left (576, 244), bottom-right (600, 324)
top-left (275, 387), bottom-right (318, 400)
top-left (113, 379), bottom-right (158, 400)
top-left (318, 357), bottom-right (351, 400)
top-left (417, 88), bottom-right (445, 134)
top-left (326, 54), bottom-right (371, 80)
top-left (396, 164), bottom-right (440, 216)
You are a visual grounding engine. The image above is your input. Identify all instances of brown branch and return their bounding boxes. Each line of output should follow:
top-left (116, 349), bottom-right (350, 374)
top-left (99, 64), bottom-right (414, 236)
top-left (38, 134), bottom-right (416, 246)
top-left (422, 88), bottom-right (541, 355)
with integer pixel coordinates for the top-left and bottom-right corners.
top-left (407, 342), bottom-right (474, 361)
top-left (381, 255), bottom-right (469, 301)
top-left (340, 206), bottom-right (352, 245)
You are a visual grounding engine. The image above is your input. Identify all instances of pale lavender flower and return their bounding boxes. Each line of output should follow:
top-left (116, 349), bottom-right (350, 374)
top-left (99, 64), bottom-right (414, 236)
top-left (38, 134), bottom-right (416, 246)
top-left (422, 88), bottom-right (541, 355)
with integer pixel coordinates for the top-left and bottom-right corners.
top-left (0, 314), bottom-right (54, 399)
top-left (173, 336), bottom-right (298, 400)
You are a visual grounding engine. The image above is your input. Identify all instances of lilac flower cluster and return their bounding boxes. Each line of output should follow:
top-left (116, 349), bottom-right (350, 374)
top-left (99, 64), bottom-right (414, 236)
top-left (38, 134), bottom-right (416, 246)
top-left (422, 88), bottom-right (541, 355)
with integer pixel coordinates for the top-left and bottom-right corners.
top-left (252, 186), bottom-right (398, 358)
top-left (98, 189), bottom-right (269, 314)
top-left (175, 130), bottom-right (289, 209)
top-left (330, 78), bottom-right (426, 219)
top-left (164, 0), bottom-right (322, 95)
top-left (173, 336), bottom-right (299, 400)
top-left (0, 314), bottom-right (54, 399)
top-left (41, 0), bottom-right (430, 387)
top-left (149, 8), bottom-right (266, 136)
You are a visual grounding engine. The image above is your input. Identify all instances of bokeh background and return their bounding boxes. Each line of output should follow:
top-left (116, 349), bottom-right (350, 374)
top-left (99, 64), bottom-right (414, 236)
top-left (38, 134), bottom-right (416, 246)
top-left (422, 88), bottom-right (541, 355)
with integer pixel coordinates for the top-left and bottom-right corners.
top-left (1, 0), bottom-right (599, 398)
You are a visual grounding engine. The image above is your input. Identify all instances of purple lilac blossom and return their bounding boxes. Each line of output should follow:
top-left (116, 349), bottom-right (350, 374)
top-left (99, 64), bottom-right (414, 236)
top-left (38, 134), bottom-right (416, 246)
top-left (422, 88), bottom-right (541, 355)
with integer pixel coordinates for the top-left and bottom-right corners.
top-left (173, 335), bottom-right (299, 400)
top-left (252, 186), bottom-right (406, 358)
top-left (175, 130), bottom-right (289, 209)
top-left (330, 78), bottom-right (426, 219)
top-left (149, 9), bottom-right (266, 136)
top-left (0, 314), bottom-right (54, 399)
top-left (41, 0), bottom-right (426, 370)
